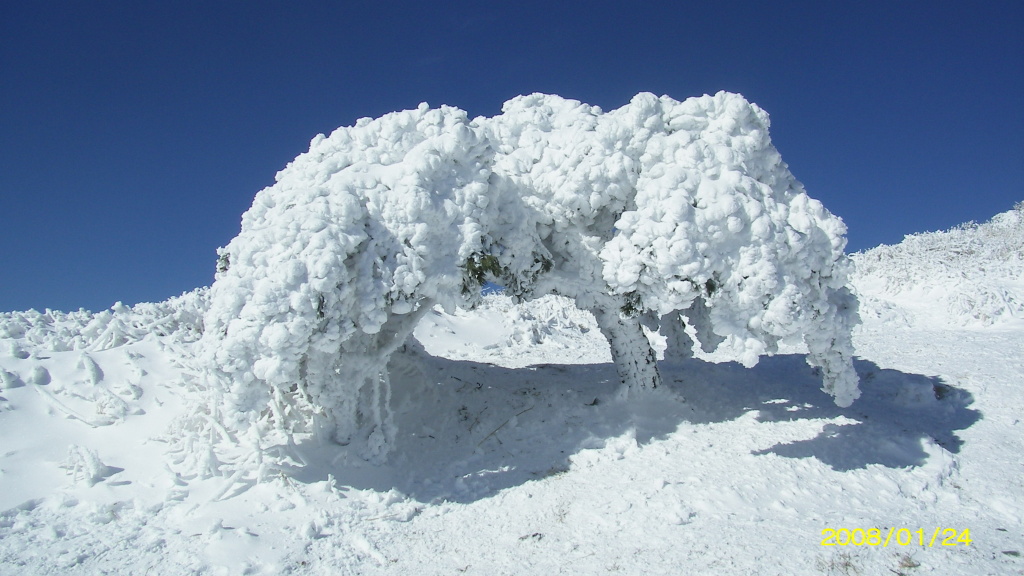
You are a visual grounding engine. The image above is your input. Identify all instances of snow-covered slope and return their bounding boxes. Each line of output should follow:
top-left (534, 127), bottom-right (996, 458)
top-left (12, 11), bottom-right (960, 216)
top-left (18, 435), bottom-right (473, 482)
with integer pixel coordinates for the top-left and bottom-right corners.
top-left (2, 209), bottom-right (1023, 575)
top-left (853, 203), bottom-right (1024, 327)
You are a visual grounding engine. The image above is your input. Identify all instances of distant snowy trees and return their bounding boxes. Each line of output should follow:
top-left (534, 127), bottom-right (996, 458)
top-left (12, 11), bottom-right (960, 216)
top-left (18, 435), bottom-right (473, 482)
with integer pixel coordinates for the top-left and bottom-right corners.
top-left (852, 201), bottom-right (1024, 326)
top-left (200, 92), bottom-right (860, 462)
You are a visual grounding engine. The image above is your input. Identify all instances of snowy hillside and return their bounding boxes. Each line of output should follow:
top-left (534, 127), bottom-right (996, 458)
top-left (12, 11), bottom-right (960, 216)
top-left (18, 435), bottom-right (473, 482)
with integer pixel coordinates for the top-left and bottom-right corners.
top-left (852, 203), bottom-right (1024, 327)
top-left (1, 205), bottom-right (1022, 574)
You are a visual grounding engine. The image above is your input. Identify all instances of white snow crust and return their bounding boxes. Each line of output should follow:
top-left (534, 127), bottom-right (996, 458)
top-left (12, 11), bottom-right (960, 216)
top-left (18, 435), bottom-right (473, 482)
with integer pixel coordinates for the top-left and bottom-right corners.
top-left (0, 206), bottom-right (1023, 574)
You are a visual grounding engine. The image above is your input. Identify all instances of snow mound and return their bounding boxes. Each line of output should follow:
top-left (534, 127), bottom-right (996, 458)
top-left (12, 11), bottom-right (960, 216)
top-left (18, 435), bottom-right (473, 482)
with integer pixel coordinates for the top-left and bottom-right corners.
top-left (852, 203), bottom-right (1024, 326)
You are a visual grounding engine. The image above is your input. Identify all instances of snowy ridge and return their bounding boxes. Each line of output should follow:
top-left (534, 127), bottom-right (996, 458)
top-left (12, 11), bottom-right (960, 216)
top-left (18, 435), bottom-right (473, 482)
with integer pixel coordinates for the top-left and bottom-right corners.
top-left (415, 294), bottom-right (610, 368)
top-left (852, 203), bottom-right (1024, 326)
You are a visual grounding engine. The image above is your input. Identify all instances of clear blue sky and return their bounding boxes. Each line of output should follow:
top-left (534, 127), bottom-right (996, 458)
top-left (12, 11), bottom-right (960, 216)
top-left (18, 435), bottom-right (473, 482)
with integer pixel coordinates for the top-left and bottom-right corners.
top-left (2, 1), bottom-right (1022, 312)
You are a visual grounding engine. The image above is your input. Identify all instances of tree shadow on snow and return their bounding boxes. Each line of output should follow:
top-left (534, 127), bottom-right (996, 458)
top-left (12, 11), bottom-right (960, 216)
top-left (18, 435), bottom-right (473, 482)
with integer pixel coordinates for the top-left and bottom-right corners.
top-left (282, 351), bottom-right (979, 504)
top-left (671, 355), bottom-right (980, 471)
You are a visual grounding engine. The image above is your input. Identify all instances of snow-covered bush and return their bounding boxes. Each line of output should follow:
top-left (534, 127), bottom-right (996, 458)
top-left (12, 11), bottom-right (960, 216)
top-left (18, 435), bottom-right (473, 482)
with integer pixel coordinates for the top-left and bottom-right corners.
top-left (852, 202), bottom-right (1024, 326)
top-left (0, 288), bottom-right (207, 354)
top-left (485, 92), bottom-right (858, 402)
top-left (201, 104), bottom-right (500, 462)
top-left (200, 91), bottom-right (859, 465)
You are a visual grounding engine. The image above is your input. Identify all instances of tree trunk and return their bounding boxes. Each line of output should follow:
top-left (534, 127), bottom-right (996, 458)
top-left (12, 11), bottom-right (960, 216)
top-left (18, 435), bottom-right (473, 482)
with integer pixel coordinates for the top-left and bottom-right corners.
top-left (590, 306), bottom-right (662, 392)
top-left (660, 311), bottom-right (695, 363)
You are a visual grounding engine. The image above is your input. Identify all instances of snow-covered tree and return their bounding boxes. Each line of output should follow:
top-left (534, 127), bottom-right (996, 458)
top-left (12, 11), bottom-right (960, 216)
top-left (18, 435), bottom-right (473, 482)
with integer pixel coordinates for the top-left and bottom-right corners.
top-left (200, 104), bottom-right (499, 461)
top-left (479, 92), bottom-right (858, 403)
top-left (199, 91), bottom-right (859, 463)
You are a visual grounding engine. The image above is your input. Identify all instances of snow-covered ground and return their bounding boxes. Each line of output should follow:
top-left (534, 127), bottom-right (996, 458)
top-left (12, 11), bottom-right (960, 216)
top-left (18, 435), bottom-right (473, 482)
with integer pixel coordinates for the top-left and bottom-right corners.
top-left (1, 206), bottom-right (1022, 575)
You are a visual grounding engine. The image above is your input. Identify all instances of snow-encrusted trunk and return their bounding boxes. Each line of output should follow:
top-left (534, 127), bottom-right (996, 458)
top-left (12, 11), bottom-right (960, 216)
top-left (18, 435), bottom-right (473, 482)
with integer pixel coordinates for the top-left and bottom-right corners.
top-left (590, 306), bottom-right (662, 392)
top-left (324, 301), bottom-right (435, 462)
top-left (659, 312), bottom-right (694, 363)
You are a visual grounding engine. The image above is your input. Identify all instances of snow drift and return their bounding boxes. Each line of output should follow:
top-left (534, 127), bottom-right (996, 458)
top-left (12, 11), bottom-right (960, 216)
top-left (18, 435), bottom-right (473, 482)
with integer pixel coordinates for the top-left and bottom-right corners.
top-left (200, 91), bottom-right (860, 464)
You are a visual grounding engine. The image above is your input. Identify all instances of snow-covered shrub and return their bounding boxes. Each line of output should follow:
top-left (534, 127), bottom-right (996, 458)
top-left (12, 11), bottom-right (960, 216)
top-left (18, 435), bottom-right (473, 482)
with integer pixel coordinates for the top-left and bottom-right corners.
top-left (199, 91), bottom-right (859, 466)
top-left (201, 104), bottom-right (501, 462)
top-left (62, 445), bottom-right (116, 487)
top-left (486, 92), bottom-right (858, 403)
top-left (852, 202), bottom-right (1024, 326)
top-left (0, 288), bottom-right (208, 354)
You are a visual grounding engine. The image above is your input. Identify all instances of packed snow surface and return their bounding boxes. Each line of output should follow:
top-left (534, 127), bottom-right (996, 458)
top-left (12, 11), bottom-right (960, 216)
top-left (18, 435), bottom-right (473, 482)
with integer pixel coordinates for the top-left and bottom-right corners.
top-left (1, 204), bottom-right (1022, 574)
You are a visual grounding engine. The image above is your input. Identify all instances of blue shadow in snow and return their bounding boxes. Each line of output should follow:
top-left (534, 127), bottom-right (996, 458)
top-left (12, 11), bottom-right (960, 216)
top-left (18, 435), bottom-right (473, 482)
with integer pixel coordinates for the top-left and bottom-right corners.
top-left (280, 348), bottom-right (980, 503)
top-left (666, 355), bottom-right (980, 471)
